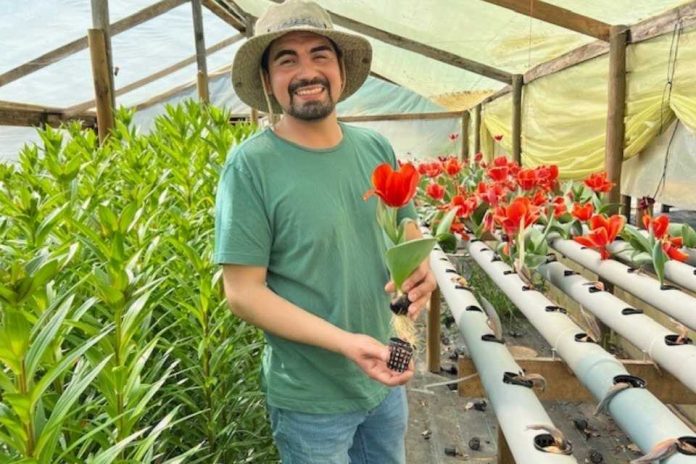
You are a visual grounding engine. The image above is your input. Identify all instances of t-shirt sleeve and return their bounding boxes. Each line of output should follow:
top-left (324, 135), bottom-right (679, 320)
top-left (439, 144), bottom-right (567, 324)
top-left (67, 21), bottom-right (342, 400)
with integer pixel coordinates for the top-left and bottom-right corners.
top-left (214, 161), bottom-right (272, 266)
top-left (378, 134), bottom-right (418, 223)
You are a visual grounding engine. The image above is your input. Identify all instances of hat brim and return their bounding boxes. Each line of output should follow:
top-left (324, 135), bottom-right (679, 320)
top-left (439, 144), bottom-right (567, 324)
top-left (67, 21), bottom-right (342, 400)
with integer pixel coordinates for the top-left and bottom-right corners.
top-left (231, 27), bottom-right (372, 114)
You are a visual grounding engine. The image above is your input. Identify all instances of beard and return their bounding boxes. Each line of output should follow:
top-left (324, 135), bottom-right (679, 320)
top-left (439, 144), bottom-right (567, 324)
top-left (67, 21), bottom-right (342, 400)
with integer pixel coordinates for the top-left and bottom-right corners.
top-left (285, 77), bottom-right (336, 121)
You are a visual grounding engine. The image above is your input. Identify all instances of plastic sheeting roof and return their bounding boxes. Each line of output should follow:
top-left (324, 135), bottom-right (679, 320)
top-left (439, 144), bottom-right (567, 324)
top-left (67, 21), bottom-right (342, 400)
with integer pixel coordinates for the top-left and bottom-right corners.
top-left (0, 0), bottom-right (691, 160)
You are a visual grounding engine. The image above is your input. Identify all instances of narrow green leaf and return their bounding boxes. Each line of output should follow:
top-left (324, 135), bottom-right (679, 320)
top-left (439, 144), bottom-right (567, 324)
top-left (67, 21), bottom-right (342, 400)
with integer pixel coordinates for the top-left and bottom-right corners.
top-left (652, 240), bottom-right (667, 286)
top-left (435, 208), bottom-right (458, 238)
top-left (25, 295), bottom-right (74, 379)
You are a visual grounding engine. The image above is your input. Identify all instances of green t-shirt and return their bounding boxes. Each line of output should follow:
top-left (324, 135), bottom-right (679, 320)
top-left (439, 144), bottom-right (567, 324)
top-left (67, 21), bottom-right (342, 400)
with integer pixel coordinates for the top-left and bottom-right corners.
top-left (214, 123), bottom-right (416, 413)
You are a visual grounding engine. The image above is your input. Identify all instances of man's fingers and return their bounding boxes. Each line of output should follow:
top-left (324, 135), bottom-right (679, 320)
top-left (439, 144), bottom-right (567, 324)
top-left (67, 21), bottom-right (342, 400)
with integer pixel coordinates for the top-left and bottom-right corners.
top-left (384, 280), bottom-right (395, 293)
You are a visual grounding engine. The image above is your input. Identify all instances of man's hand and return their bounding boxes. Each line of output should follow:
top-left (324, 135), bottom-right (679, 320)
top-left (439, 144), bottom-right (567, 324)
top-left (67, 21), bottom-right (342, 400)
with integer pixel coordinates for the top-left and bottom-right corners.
top-left (341, 333), bottom-right (414, 386)
top-left (385, 261), bottom-right (437, 320)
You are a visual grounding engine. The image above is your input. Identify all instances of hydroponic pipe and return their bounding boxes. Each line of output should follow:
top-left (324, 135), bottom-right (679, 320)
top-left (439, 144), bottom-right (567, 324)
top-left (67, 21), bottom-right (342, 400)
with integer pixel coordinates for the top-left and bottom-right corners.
top-left (535, 258), bottom-right (696, 393)
top-left (548, 236), bottom-right (696, 332)
top-left (427, 241), bottom-right (577, 463)
top-left (466, 239), bottom-right (695, 463)
top-left (606, 240), bottom-right (696, 294)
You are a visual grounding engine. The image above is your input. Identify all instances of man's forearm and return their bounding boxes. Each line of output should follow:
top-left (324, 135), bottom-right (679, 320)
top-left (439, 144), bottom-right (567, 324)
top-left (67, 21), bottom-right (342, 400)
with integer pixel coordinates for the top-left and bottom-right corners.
top-left (226, 283), bottom-right (352, 355)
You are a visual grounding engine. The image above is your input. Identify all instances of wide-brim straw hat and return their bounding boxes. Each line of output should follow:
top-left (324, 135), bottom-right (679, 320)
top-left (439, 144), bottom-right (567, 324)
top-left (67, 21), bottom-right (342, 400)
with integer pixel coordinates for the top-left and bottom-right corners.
top-left (231, 0), bottom-right (372, 113)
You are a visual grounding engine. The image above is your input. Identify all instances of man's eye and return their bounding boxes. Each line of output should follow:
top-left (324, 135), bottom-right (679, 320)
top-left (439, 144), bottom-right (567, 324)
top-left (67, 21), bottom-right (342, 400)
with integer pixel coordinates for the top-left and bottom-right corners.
top-left (279, 58), bottom-right (294, 66)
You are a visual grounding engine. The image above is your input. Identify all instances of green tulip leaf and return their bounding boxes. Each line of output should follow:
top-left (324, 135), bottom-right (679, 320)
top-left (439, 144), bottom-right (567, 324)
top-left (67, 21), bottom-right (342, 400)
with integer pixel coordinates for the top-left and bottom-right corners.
top-left (385, 237), bottom-right (437, 290)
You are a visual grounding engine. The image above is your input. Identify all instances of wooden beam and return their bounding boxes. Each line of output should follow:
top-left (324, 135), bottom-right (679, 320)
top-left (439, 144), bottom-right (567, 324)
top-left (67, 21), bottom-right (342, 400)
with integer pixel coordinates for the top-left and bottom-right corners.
top-left (461, 111), bottom-right (470, 161)
top-left (630, 1), bottom-right (696, 44)
top-left (426, 288), bottom-right (441, 373)
top-left (131, 65), bottom-right (232, 112)
top-left (338, 110), bottom-right (464, 123)
top-left (511, 74), bottom-right (523, 164)
top-left (66, 36), bottom-right (242, 114)
top-left (524, 40), bottom-right (609, 85)
top-left (497, 426), bottom-right (515, 464)
top-left (202, 0), bottom-right (248, 34)
top-left (0, 100), bottom-right (96, 128)
top-left (0, 0), bottom-right (188, 88)
top-left (474, 104), bottom-right (482, 154)
top-left (327, 11), bottom-right (512, 84)
top-left (458, 357), bottom-right (696, 404)
top-left (88, 29), bottom-right (115, 143)
top-left (91, 0), bottom-right (115, 109)
top-left (191, 0), bottom-right (209, 103)
top-left (605, 25), bottom-right (628, 212)
top-left (481, 0), bottom-right (611, 41)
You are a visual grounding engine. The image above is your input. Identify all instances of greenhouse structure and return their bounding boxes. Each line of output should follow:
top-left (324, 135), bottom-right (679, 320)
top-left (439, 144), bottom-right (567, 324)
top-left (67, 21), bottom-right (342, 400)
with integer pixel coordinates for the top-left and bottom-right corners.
top-left (2, 0), bottom-right (696, 463)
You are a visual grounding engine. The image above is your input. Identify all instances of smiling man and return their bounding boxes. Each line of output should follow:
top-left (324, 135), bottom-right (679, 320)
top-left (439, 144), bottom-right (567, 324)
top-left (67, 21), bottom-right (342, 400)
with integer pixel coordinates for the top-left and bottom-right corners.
top-left (214, 1), bottom-right (436, 463)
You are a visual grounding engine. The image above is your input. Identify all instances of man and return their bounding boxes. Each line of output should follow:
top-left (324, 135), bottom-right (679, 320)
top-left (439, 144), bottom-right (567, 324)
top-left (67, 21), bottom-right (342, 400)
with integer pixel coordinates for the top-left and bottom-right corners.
top-left (214, 1), bottom-right (436, 462)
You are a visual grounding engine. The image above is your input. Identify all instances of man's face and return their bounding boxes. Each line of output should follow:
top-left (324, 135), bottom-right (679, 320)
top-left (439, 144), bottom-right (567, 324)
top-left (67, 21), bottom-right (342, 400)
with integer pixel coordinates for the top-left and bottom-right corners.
top-left (265, 31), bottom-right (343, 121)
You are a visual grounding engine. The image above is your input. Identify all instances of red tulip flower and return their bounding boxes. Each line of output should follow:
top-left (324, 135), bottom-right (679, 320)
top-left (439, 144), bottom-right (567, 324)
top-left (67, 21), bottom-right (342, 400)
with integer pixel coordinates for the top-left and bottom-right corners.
top-left (574, 214), bottom-right (625, 259)
top-left (572, 203), bottom-right (594, 221)
top-left (584, 172), bottom-right (614, 193)
top-left (426, 182), bottom-right (445, 201)
top-left (488, 165), bottom-right (508, 183)
top-left (494, 197), bottom-right (540, 237)
top-left (364, 162), bottom-right (419, 208)
top-left (551, 196), bottom-right (566, 218)
top-left (444, 158), bottom-right (462, 176)
top-left (448, 132), bottom-right (459, 142)
top-left (643, 214), bottom-right (688, 262)
top-left (517, 168), bottom-right (537, 191)
top-left (450, 194), bottom-right (477, 218)
top-left (494, 134), bottom-right (504, 141)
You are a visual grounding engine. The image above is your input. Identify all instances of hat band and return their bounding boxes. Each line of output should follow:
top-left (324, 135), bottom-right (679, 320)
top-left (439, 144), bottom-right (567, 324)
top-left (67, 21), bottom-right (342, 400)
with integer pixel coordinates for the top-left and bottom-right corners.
top-left (266, 17), bottom-right (329, 33)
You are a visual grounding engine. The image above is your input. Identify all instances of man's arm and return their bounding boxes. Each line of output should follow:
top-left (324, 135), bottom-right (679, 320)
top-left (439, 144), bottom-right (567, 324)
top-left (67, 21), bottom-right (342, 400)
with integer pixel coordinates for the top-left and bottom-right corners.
top-left (384, 221), bottom-right (438, 319)
top-left (222, 264), bottom-right (413, 386)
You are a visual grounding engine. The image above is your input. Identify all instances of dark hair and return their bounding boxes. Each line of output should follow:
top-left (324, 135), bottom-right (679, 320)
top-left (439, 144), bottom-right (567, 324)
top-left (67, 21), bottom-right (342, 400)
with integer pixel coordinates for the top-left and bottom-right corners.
top-left (260, 37), bottom-right (342, 72)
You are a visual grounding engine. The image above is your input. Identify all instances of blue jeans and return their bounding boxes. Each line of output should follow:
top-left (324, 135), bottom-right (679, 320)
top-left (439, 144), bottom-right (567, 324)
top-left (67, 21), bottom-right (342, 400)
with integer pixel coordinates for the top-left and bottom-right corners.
top-left (268, 386), bottom-right (408, 464)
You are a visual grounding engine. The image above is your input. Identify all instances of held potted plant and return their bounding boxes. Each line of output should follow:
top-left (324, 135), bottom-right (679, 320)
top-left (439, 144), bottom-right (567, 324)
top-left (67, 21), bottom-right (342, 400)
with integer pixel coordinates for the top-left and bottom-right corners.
top-left (364, 162), bottom-right (436, 372)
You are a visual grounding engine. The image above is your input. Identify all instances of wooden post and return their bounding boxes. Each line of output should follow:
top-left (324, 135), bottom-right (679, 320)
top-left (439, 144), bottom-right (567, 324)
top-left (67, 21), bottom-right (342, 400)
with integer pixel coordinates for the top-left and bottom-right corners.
top-left (512, 74), bottom-right (523, 165)
top-left (474, 104), bottom-right (482, 154)
top-left (88, 29), bottom-right (115, 143)
top-left (426, 288), bottom-right (441, 373)
top-left (621, 195), bottom-right (632, 222)
top-left (460, 111), bottom-right (469, 161)
top-left (91, 0), bottom-right (115, 109)
top-left (191, 0), bottom-right (209, 103)
top-left (605, 25), bottom-right (628, 213)
top-left (497, 426), bottom-right (515, 464)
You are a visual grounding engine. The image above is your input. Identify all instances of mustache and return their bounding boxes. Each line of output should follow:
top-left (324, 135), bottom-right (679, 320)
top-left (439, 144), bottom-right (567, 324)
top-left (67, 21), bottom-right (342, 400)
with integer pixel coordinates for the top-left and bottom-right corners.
top-left (288, 78), bottom-right (330, 94)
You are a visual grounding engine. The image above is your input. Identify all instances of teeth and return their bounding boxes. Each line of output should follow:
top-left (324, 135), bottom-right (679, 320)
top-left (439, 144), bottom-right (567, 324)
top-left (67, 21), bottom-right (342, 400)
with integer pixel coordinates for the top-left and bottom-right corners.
top-left (295, 86), bottom-right (324, 96)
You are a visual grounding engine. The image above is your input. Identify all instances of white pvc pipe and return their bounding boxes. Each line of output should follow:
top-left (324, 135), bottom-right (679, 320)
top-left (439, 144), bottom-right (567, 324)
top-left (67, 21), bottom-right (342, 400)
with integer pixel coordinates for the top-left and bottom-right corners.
top-left (428, 243), bottom-right (577, 463)
top-left (466, 239), bottom-right (695, 463)
top-left (548, 236), bottom-right (696, 332)
top-left (536, 258), bottom-right (696, 393)
top-left (607, 239), bottom-right (696, 294)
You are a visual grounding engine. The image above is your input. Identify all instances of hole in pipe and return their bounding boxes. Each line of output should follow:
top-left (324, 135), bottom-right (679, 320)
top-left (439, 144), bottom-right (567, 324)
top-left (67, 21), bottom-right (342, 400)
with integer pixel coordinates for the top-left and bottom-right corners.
top-left (665, 334), bottom-right (694, 346)
top-left (545, 305), bottom-right (568, 314)
top-left (503, 270), bottom-right (516, 275)
top-left (621, 308), bottom-right (643, 315)
top-left (481, 334), bottom-right (505, 344)
top-left (455, 285), bottom-right (472, 292)
top-left (574, 333), bottom-right (596, 343)
top-left (533, 434), bottom-right (573, 455)
top-left (627, 267), bottom-right (637, 273)
top-left (502, 371), bottom-right (533, 388)
top-left (588, 286), bottom-right (602, 293)
top-left (660, 284), bottom-right (677, 290)
top-left (521, 285), bottom-right (533, 291)
top-left (563, 270), bottom-right (577, 277)
top-left (445, 269), bottom-right (458, 274)
top-left (491, 255), bottom-right (502, 262)
top-left (465, 305), bottom-right (483, 312)
top-left (439, 257), bottom-right (448, 261)
top-left (613, 374), bottom-right (646, 388)
top-left (470, 238), bottom-right (481, 243)
top-left (677, 437), bottom-right (696, 455)
top-left (545, 253), bottom-right (557, 262)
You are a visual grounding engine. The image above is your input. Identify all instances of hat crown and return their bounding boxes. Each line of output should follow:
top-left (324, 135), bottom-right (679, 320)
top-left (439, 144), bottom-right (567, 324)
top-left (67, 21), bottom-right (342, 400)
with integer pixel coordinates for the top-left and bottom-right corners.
top-left (255, 0), bottom-right (334, 36)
